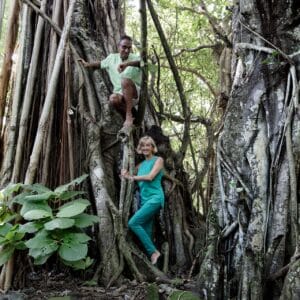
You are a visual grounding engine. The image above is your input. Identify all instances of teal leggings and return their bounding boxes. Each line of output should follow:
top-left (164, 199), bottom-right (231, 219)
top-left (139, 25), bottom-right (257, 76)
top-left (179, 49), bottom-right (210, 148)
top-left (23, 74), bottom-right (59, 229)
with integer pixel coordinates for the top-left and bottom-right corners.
top-left (128, 200), bottom-right (161, 256)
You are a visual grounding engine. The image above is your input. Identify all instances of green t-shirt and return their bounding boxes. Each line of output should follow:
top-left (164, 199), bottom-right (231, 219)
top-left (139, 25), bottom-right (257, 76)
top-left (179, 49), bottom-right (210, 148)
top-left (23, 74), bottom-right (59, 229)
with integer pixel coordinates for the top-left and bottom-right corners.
top-left (101, 53), bottom-right (141, 94)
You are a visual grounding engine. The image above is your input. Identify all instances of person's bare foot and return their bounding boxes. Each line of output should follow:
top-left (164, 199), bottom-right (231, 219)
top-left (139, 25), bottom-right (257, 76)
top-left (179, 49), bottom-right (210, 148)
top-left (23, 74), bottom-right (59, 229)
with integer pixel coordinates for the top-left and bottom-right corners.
top-left (151, 251), bottom-right (161, 265)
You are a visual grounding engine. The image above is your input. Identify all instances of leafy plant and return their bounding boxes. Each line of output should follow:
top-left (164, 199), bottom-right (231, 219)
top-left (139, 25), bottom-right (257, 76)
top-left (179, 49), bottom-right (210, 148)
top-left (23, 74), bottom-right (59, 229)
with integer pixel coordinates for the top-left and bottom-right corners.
top-left (0, 174), bottom-right (99, 270)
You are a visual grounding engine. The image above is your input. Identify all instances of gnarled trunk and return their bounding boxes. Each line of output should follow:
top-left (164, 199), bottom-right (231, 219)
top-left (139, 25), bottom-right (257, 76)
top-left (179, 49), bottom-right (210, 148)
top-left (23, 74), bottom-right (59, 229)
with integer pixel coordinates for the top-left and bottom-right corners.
top-left (198, 1), bottom-right (300, 299)
top-left (0, 0), bottom-right (197, 289)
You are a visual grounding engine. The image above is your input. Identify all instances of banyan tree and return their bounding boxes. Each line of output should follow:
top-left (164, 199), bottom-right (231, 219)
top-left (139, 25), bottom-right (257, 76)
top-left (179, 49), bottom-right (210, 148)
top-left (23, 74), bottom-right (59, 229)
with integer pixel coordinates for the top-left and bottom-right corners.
top-left (2, 0), bottom-right (299, 299)
top-left (0, 0), bottom-right (202, 292)
top-left (198, 0), bottom-right (300, 299)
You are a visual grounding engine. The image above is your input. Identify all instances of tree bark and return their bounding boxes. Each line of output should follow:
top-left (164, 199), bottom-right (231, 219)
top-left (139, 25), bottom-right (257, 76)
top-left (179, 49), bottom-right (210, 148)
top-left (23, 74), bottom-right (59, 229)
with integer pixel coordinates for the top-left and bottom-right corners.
top-left (0, 0), bottom-right (20, 135)
top-left (12, 0), bottom-right (47, 182)
top-left (0, 0), bottom-right (198, 289)
top-left (24, 0), bottom-right (76, 184)
top-left (198, 1), bottom-right (300, 299)
top-left (146, 0), bottom-right (190, 164)
top-left (0, 4), bottom-right (31, 186)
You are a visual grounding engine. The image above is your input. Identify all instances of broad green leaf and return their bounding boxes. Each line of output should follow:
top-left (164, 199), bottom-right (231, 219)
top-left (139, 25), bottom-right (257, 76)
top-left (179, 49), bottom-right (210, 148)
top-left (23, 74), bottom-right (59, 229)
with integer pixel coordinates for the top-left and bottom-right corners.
top-left (0, 246), bottom-right (14, 266)
top-left (15, 241), bottom-right (27, 250)
top-left (33, 253), bottom-right (52, 265)
top-left (24, 191), bottom-right (56, 202)
top-left (57, 199), bottom-right (90, 218)
top-left (23, 209), bottom-right (52, 220)
top-left (0, 212), bottom-right (18, 225)
top-left (58, 232), bottom-right (91, 263)
top-left (54, 174), bottom-right (88, 194)
top-left (2, 183), bottom-right (23, 197)
top-left (18, 222), bottom-right (42, 233)
top-left (5, 226), bottom-right (25, 241)
top-left (63, 232), bottom-right (91, 243)
top-left (73, 214), bottom-right (100, 228)
top-left (20, 201), bottom-right (52, 218)
top-left (0, 223), bottom-right (13, 236)
top-left (25, 183), bottom-right (52, 193)
top-left (58, 242), bottom-right (87, 261)
top-left (62, 257), bottom-right (94, 270)
top-left (44, 218), bottom-right (75, 231)
top-left (25, 230), bottom-right (53, 249)
top-left (59, 191), bottom-right (86, 201)
top-left (11, 191), bottom-right (32, 205)
top-left (29, 242), bottom-right (58, 258)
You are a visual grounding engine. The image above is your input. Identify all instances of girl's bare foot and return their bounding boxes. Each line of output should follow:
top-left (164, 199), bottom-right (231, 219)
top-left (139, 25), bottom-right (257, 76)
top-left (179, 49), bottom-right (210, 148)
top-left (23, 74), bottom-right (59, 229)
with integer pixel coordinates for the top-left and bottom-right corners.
top-left (151, 251), bottom-right (161, 265)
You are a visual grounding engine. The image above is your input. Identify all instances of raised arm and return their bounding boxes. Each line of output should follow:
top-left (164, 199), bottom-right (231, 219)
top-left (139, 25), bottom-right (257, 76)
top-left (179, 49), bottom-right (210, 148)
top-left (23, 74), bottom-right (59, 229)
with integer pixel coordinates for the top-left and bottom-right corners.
top-left (118, 60), bottom-right (140, 73)
top-left (78, 58), bottom-right (101, 69)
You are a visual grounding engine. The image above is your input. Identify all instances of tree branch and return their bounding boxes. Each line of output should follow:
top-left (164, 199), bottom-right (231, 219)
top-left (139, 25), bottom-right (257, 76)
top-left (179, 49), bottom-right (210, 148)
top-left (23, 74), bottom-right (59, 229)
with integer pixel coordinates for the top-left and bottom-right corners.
top-left (147, 0), bottom-right (191, 164)
top-left (178, 3), bottom-right (231, 47)
top-left (238, 20), bottom-right (294, 65)
top-left (236, 43), bottom-right (275, 54)
top-left (158, 112), bottom-right (211, 126)
top-left (161, 64), bottom-right (217, 98)
top-left (171, 43), bottom-right (222, 58)
top-left (268, 255), bottom-right (300, 281)
top-left (135, 0), bottom-right (148, 125)
top-left (21, 0), bottom-right (61, 35)
top-left (151, 46), bottom-right (163, 114)
top-left (32, 0), bottom-right (41, 7)
top-left (177, 5), bottom-right (201, 15)
top-left (199, 0), bottom-right (231, 47)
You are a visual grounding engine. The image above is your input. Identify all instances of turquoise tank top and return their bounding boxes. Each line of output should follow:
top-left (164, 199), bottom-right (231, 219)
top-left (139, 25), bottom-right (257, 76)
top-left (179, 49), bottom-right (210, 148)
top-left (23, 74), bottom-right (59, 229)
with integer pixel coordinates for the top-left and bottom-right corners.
top-left (137, 156), bottom-right (164, 207)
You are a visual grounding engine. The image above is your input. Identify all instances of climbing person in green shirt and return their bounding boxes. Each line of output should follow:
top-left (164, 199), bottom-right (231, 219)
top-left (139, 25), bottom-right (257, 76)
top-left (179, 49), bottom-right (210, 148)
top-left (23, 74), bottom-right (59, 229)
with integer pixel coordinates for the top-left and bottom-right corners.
top-left (80, 35), bottom-right (141, 127)
top-left (121, 136), bottom-right (164, 265)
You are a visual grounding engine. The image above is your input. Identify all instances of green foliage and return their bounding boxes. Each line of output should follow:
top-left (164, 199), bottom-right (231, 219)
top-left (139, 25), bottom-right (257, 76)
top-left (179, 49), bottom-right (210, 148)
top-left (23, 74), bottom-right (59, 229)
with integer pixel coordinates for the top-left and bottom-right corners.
top-left (146, 283), bottom-right (160, 299)
top-left (0, 175), bottom-right (99, 270)
top-left (168, 290), bottom-right (200, 300)
top-left (126, 0), bottom-right (232, 214)
top-left (57, 199), bottom-right (90, 218)
top-left (0, 223), bottom-right (25, 265)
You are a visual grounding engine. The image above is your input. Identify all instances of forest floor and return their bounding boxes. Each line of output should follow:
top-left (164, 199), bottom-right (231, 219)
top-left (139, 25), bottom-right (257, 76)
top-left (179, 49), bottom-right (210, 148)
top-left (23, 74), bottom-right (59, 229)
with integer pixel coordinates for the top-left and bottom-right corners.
top-left (0, 270), bottom-right (201, 299)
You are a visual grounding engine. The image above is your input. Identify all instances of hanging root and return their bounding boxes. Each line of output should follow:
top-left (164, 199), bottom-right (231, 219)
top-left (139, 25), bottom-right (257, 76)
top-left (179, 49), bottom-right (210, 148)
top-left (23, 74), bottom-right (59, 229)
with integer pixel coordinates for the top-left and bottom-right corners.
top-left (162, 242), bottom-right (169, 274)
top-left (106, 255), bottom-right (124, 288)
top-left (0, 256), bottom-right (14, 292)
top-left (268, 254), bottom-right (300, 281)
top-left (0, 259), bottom-right (11, 292)
top-left (0, 264), bottom-right (5, 290)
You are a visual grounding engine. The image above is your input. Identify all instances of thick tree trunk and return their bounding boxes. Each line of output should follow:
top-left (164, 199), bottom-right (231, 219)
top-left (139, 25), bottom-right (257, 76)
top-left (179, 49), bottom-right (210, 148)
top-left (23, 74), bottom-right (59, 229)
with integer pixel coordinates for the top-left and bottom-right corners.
top-left (0, 0), bottom-right (196, 289)
top-left (71, 0), bottom-right (194, 282)
top-left (198, 1), bottom-right (300, 299)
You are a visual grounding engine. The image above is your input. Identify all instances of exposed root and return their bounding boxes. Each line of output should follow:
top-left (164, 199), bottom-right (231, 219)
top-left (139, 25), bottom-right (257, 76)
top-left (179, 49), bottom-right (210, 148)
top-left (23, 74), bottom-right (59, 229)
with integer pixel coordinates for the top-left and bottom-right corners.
top-left (4, 256), bottom-right (14, 292)
top-left (268, 254), bottom-right (300, 281)
top-left (0, 264), bottom-right (5, 290)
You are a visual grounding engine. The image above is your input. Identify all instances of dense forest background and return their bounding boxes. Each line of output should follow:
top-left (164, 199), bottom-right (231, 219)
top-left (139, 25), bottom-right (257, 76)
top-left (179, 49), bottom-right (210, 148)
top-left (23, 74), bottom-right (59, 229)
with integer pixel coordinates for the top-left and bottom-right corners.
top-left (0, 0), bottom-right (299, 299)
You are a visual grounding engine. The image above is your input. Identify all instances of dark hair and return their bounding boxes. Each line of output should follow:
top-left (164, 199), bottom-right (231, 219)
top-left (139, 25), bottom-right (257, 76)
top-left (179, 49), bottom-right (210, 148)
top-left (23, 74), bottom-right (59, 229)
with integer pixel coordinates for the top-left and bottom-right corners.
top-left (119, 35), bottom-right (132, 44)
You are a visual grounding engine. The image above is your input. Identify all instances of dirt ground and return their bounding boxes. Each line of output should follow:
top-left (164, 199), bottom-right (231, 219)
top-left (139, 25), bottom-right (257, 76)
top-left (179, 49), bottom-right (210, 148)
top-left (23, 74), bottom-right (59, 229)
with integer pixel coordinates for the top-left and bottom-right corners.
top-left (0, 271), bottom-right (201, 299)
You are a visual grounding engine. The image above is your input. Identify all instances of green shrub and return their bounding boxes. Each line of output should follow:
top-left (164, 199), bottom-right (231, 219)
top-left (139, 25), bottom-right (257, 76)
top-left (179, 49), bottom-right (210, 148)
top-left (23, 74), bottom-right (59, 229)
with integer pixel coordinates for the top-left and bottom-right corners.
top-left (0, 174), bottom-right (99, 270)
